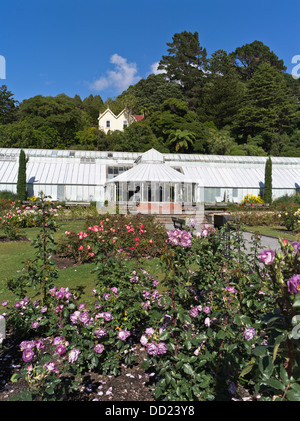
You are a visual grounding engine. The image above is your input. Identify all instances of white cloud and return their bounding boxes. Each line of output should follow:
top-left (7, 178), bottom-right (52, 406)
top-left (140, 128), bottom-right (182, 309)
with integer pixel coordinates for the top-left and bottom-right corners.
top-left (90, 54), bottom-right (141, 93)
top-left (150, 61), bottom-right (166, 75)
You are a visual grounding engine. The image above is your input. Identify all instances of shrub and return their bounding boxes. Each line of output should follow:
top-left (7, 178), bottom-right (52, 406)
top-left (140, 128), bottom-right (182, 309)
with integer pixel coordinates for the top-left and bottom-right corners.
top-left (277, 205), bottom-right (300, 231)
top-left (272, 194), bottom-right (300, 207)
top-left (56, 214), bottom-right (166, 262)
top-left (0, 191), bottom-right (18, 201)
top-left (241, 194), bottom-right (264, 204)
top-left (0, 195), bottom-right (63, 240)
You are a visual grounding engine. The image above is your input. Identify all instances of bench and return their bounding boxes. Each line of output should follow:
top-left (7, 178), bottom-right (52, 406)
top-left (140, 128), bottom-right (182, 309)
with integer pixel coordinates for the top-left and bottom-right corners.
top-left (213, 213), bottom-right (240, 231)
top-left (65, 202), bottom-right (91, 208)
top-left (205, 203), bottom-right (228, 211)
top-left (172, 217), bottom-right (186, 229)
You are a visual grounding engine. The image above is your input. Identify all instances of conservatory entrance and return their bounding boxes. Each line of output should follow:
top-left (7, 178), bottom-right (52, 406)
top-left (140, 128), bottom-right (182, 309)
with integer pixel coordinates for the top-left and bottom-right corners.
top-left (104, 148), bottom-right (197, 215)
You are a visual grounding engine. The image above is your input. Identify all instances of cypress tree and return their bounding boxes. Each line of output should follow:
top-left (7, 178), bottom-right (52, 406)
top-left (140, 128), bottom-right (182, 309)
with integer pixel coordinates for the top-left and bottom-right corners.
top-left (264, 156), bottom-right (272, 204)
top-left (16, 149), bottom-right (28, 201)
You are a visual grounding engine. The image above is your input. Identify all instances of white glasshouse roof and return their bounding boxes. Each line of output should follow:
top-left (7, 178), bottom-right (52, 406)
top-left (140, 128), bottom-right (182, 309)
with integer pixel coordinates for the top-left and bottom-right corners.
top-left (0, 148), bottom-right (140, 161)
top-left (0, 147), bottom-right (300, 190)
top-left (107, 163), bottom-right (193, 183)
top-left (182, 166), bottom-right (264, 188)
top-left (0, 153), bottom-right (107, 185)
top-left (108, 148), bottom-right (195, 183)
top-left (182, 165), bottom-right (300, 189)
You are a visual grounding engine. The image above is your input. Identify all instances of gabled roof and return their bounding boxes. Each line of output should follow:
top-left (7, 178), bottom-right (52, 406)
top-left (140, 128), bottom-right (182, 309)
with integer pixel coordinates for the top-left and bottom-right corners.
top-left (107, 149), bottom-right (194, 184)
top-left (98, 108), bottom-right (127, 121)
top-left (98, 108), bottom-right (144, 122)
top-left (106, 163), bottom-right (193, 183)
top-left (98, 107), bottom-right (144, 121)
top-left (135, 148), bottom-right (164, 164)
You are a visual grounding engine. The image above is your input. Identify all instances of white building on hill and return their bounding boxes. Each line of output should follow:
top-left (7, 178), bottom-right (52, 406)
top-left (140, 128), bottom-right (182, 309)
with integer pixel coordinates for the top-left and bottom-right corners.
top-left (98, 108), bottom-right (144, 133)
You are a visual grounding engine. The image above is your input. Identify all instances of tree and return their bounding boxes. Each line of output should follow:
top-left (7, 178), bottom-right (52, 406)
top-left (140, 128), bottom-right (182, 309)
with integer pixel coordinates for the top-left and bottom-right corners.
top-left (0, 120), bottom-right (62, 149)
top-left (206, 127), bottom-right (237, 155)
top-left (230, 40), bottom-right (286, 81)
top-left (160, 98), bottom-right (189, 116)
top-left (158, 31), bottom-right (208, 109)
top-left (117, 120), bottom-right (166, 153)
top-left (203, 50), bottom-right (245, 128)
top-left (279, 130), bottom-right (300, 157)
top-left (241, 136), bottom-right (267, 156)
top-left (19, 94), bottom-right (83, 148)
top-left (82, 94), bottom-right (104, 125)
top-left (118, 73), bottom-right (184, 115)
top-left (17, 149), bottom-right (28, 201)
top-left (167, 129), bottom-right (196, 153)
top-left (75, 126), bottom-right (98, 150)
top-left (264, 156), bottom-right (272, 204)
top-left (283, 73), bottom-right (300, 105)
top-left (0, 85), bottom-right (19, 124)
top-left (232, 63), bottom-right (300, 153)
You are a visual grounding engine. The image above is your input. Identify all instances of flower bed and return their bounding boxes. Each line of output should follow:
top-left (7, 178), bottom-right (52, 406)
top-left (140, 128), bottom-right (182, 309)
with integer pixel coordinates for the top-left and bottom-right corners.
top-left (56, 214), bottom-right (167, 263)
top-left (1, 211), bottom-right (300, 401)
top-left (0, 198), bottom-right (63, 240)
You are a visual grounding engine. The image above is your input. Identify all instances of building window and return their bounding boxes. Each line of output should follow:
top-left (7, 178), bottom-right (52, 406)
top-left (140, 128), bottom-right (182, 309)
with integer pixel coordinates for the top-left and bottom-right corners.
top-left (106, 120), bottom-right (110, 128)
top-left (123, 120), bottom-right (128, 129)
top-left (204, 187), bottom-right (221, 203)
top-left (107, 166), bottom-right (132, 180)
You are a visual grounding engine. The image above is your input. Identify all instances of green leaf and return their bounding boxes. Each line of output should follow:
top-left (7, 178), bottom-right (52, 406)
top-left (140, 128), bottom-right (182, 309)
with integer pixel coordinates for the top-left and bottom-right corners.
top-left (199, 376), bottom-right (210, 389)
top-left (46, 385), bottom-right (55, 395)
top-left (291, 366), bottom-right (300, 382)
top-left (240, 363), bottom-right (254, 378)
top-left (165, 372), bottom-right (172, 385)
top-left (217, 330), bottom-right (226, 340)
top-left (286, 389), bottom-right (300, 401)
top-left (291, 383), bottom-right (300, 393)
top-left (246, 299), bottom-right (253, 308)
top-left (253, 346), bottom-right (267, 357)
top-left (159, 330), bottom-right (169, 341)
top-left (10, 373), bottom-right (19, 383)
top-left (272, 334), bottom-right (286, 363)
top-left (280, 365), bottom-right (289, 386)
top-left (183, 363), bottom-right (194, 376)
top-left (155, 387), bottom-right (163, 399)
top-left (10, 390), bottom-right (33, 401)
top-left (259, 356), bottom-right (274, 379)
top-left (293, 294), bottom-right (300, 308)
top-left (262, 377), bottom-right (285, 392)
top-left (184, 340), bottom-right (192, 350)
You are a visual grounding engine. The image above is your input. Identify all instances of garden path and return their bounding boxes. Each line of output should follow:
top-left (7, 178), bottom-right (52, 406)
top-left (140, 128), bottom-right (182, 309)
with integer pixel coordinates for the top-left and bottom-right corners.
top-left (164, 222), bottom-right (281, 254)
top-left (242, 231), bottom-right (281, 254)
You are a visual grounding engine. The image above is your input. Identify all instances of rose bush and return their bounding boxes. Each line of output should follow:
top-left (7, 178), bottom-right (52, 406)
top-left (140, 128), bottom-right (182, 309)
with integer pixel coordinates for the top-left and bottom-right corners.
top-left (0, 196), bottom-right (63, 239)
top-left (277, 205), bottom-right (300, 231)
top-left (2, 214), bottom-right (300, 401)
top-left (56, 214), bottom-right (166, 263)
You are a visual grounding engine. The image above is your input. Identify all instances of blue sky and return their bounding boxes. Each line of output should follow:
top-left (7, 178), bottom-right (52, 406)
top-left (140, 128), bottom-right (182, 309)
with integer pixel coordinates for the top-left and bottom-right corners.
top-left (1, 0), bottom-right (299, 104)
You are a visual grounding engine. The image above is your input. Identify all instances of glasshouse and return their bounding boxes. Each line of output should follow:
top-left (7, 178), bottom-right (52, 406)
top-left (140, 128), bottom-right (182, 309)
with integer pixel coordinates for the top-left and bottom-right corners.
top-left (0, 147), bottom-right (300, 210)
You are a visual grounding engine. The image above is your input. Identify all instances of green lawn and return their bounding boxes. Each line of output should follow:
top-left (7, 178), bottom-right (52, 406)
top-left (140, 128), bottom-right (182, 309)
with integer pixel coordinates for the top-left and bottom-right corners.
top-left (0, 220), bottom-right (85, 302)
top-left (245, 225), bottom-right (297, 241)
